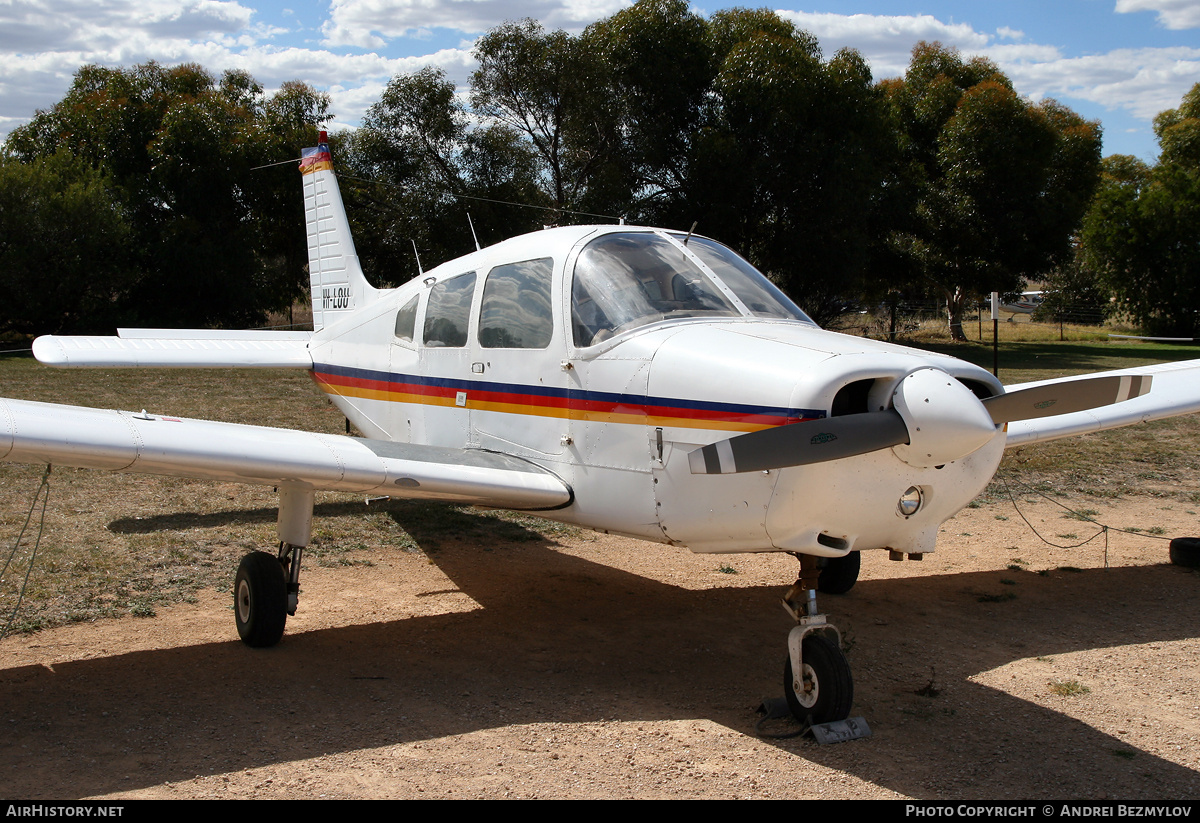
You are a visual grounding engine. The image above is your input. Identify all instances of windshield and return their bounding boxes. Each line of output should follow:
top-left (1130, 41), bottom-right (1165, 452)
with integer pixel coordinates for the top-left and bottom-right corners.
top-left (571, 231), bottom-right (814, 346)
top-left (671, 235), bottom-right (814, 324)
top-left (572, 233), bottom-right (739, 346)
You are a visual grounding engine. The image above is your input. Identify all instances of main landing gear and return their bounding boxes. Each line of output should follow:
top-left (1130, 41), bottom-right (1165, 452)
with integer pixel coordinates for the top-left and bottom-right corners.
top-left (782, 553), bottom-right (854, 725)
top-left (234, 485), bottom-right (312, 648)
top-left (816, 550), bottom-right (860, 595)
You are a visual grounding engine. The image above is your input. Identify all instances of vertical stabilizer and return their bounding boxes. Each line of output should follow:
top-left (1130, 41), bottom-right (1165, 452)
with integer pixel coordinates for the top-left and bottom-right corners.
top-left (300, 131), bottom-right (377, 331)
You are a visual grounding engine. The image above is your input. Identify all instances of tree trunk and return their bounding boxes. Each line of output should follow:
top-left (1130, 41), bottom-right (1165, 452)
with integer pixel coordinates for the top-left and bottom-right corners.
top-left (945, 286), bottom-right (969, 342)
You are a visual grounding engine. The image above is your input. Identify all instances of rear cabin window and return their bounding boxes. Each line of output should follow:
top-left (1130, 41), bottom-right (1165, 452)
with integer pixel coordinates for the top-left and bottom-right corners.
top-left (479, 258), bottom-right (554, 349)
top-left (423, 272), bottom-right (476, 347)
top-left (394, 295), bottom-right (418, 342)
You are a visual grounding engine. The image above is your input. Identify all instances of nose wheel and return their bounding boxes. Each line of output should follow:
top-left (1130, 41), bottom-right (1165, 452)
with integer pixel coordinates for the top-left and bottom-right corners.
top-left (784, 631), bottom-right (854, 724)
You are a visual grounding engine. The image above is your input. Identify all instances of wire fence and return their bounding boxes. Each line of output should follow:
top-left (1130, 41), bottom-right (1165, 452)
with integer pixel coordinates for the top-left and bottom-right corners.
top-left (831, 299), bottom-right (1117, 342)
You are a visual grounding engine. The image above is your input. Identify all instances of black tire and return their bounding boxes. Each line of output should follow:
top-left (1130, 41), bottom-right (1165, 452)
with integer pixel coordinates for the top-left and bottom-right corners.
top-left (784, 633), bottom-right (854, 724)
top-left (1169, 537), bottom-right (1200, 568)
top-left (234, 551), bottom-right (288, 647)
top-left (818, 551), bottom-right (861, 594)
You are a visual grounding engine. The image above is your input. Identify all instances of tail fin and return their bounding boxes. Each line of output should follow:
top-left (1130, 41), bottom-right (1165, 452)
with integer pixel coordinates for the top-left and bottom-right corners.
top-left (301, 131), bottom-right (378, 331)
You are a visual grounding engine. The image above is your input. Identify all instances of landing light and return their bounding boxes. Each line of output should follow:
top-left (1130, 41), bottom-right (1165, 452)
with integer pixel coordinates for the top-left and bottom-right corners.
top-left (898, 486), bottom-right (923, 517)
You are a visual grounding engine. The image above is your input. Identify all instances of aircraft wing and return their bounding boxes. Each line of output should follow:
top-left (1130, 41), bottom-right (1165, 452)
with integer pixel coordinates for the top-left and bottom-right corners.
top-left (0, 398), bottom-right (571, 511)
top-left (32, 329), bottom-right (313, 369)
top-left (1004, 358), bottom-right (1200, 447)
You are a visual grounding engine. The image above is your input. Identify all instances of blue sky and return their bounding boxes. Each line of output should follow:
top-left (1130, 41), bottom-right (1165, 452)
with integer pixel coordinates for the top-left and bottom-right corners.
top-left (2, 0), bottom-right (1197, 161)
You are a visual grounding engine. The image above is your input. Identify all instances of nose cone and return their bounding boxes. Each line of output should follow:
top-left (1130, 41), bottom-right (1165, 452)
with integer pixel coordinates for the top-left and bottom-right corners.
top-left (891, 368), bottom-right (999, 468)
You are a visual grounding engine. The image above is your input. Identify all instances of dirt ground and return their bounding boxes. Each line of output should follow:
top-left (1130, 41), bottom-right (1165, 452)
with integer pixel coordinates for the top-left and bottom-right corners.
top-left (1, 487), bottom-right (1199, 800)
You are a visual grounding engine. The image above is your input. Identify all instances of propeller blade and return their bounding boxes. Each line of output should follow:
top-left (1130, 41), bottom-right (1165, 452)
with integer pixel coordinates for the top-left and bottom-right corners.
top-left (982, 374), bottom-right (1152, 425)
top-left (688, 410), bottom-right (909, 474)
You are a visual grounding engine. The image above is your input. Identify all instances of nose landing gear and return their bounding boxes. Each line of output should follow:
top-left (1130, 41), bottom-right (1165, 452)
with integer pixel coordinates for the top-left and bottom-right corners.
top-left (782, 554), bottom-right (854, 725)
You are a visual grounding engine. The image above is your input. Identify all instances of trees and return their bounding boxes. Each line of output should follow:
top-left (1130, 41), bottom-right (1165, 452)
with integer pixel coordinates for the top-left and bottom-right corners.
top-left (883, 43), bottom-right (1102, 339)
top-left (0, 151), bottom-right (131, 335)
top-left (4, 63), bottom-right (330, 332)
top-left (1081, 85), bottom-right (1200, 336)
top-left (692, 12), bottom-right (893, 324)
top-left (340, 67), bottom-right (548, 283)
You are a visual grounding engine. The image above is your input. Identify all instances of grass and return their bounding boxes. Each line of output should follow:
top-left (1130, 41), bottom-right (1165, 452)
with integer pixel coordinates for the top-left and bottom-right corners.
top-left (977, 591), bottom-right (1018, 603)
top-left (886, 325), bottom-right (1200, 503)
top-left (0, 358), bottom-right (580, 635)
top-left (1, 325), bottom-right (1199, 634)
top-left (1047, 679), bottom-right (1091, 697)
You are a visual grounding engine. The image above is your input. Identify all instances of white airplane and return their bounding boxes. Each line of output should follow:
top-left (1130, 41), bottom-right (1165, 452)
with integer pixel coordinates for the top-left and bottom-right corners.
top-left (4, 133), bottom-right (1200, 727)
top-left (1000, 290), bottom-right (1045, 314)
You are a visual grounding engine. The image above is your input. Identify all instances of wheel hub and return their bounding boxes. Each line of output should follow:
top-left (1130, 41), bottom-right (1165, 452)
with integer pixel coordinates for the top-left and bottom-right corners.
top-left (796, 664), bottom-right (819, 708)
top-left (237, 579), bottom-right (251, 623)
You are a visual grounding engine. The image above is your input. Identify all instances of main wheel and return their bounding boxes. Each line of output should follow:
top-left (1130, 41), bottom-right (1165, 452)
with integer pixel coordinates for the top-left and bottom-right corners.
top-left (818, 551), bottom-right (860, 594)
top-left (234, 551), bottom-right (288, 647)
top-left (1170, 537), bottom-right (1200, 568)
top-left (784, 633), bottom-right (854, 724)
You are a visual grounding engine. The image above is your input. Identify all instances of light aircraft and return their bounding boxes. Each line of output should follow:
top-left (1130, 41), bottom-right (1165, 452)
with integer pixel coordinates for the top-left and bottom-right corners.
top-left (4, 133), bottom-right (1200, 726)
top-left (1000, 290), bottom-right (1045, 315)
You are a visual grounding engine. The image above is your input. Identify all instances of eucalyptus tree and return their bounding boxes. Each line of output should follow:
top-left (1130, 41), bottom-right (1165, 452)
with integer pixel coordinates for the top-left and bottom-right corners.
top-left (0, 150), bottom-right (131, 335)
top-left (5, 63), bottom-right (330, 330)
top-left (883, 43), bottom-right (1102, 339)
top-left (1080, 84), bottom-right (1200, 335)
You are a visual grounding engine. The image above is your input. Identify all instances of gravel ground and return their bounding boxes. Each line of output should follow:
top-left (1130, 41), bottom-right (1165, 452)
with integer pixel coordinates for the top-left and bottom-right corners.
top-left (1, 485), bottom-right (1198, 800)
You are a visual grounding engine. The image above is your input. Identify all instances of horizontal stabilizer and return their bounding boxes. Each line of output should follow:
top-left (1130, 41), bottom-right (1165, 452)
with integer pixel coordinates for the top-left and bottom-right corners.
top-left (0, 397), bottom-right (571, 511)
top-left (32, 330), bottom-right (313, 369)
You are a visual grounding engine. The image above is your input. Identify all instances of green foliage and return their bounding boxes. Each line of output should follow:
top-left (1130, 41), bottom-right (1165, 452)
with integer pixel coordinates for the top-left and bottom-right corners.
top-left (1081, 86), bottom-right (1200, 336)
top-left (0, 150), bottom-right (132, 334)
top-left (342, 67), bottom-right (548, 280)
top-left (353, 2), bottom-right (899, 324)
top-left (884, 43), bottom-right (1102, 340)
top-left (471, 19), bottom-right (606, 212)
top-left (1034, 258), bottom-right (1112, 326)
top-left (0, 14), bottom-right (1115, 335)
top-left (4, 62), bottom-right (330, 332)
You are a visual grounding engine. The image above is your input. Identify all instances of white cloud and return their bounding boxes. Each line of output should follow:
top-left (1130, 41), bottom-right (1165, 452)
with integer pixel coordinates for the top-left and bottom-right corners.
top-left (1116, 0), bottom-right (1200, 30)
top-left (776, 11), bottom-right (991, 78)
top-left (776, 10), bottom-right (1196, 130)
top-left (321, 0), bottom-right (630, 48)
top-left (0, 0), bottom-right (255, 53)
top-left (0, 0), bottom-right (488, 141)
top-left (1003, 47), bottom-right (1200, 120)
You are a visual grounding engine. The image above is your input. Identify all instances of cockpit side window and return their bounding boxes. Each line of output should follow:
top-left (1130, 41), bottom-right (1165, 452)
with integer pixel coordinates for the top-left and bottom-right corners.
top-left (394, 294), bottom-right (419, 342)
top-left (670, 235), bottom-right (815, 324)
top-left (479, 258), bottom-right (554, 349)
top-left (423, 272), bottom-right (476, 347)
top-left (572, 233), bottom-right (738, 347)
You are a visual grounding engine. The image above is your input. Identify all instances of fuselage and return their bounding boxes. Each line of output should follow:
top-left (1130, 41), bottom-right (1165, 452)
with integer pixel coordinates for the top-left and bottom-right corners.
top-left (308, 224), bottom-right (1006, 556)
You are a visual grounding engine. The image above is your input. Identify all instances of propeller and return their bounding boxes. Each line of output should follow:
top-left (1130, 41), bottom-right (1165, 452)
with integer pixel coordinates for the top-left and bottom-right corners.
top-left (980, 374), bottom-right (1151, 424)
top-left (687, 409), bottom-right (908, 474)
top-left (688, 369), bottom-right (1153, 474)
